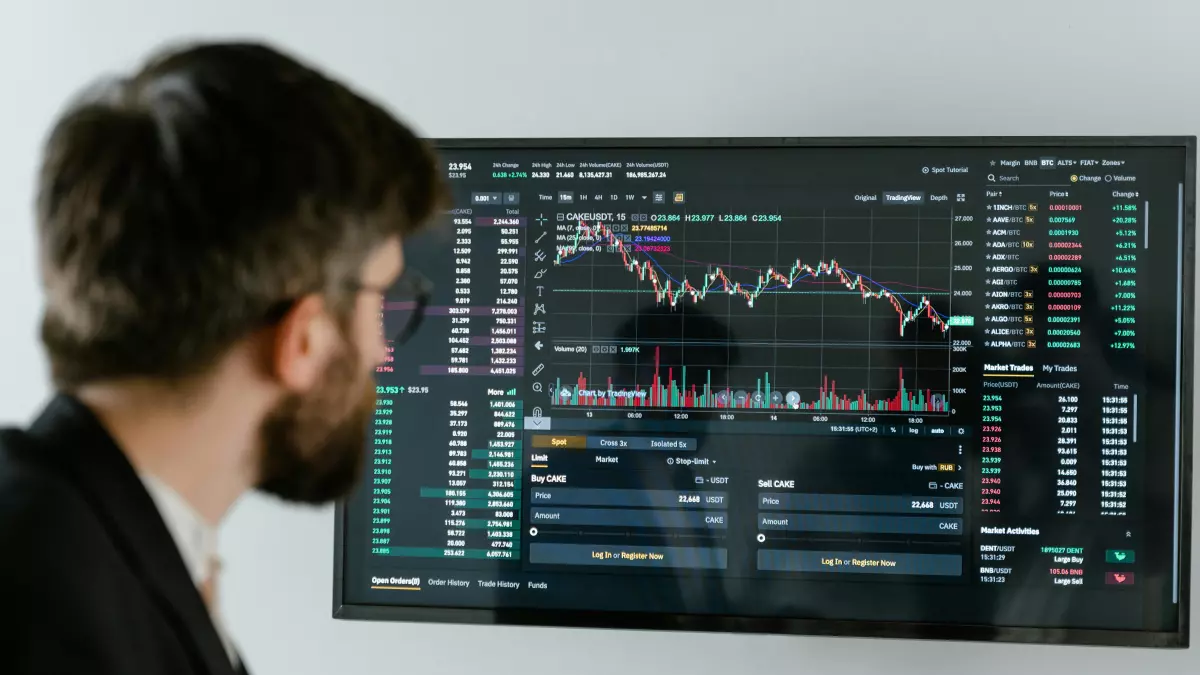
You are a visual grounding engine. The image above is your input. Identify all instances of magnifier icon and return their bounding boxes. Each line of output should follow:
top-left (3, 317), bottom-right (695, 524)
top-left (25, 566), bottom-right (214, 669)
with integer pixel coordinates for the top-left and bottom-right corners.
top-left (987, 173), bottom-right (996, 182)
top-left (532, 382), bottom-right (543, 392)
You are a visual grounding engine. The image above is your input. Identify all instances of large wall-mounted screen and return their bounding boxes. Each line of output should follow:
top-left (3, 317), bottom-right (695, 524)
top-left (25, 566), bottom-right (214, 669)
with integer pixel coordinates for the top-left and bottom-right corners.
top-left (335, 137), bottom-right (1193, 648)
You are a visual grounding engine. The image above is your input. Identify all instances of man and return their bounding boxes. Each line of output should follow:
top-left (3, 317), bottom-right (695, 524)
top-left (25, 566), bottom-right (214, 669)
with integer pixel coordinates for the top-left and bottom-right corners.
top-left (0, 41), bottom-right (446, 674)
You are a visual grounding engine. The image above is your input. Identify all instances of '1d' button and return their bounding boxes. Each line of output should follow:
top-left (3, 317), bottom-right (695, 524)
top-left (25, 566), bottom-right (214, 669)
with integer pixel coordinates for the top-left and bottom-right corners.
top-left (1106, 549), bottom-right (1135, 563)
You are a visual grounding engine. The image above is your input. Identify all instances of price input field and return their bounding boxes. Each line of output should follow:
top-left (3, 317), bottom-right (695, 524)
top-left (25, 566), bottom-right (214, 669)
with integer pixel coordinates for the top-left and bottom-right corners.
top-left (759, 493), bottom-right (964, 515)
top-left (530, 507), bottom-right (728, 529)
top-left (531, 487), bottom-right (728, 508)
top-left (531, 543), bottom-right (729, 569)
top-left (758, 549), bottom-right (963, 576)
top-left (757, 513), bottom-right (963, 536)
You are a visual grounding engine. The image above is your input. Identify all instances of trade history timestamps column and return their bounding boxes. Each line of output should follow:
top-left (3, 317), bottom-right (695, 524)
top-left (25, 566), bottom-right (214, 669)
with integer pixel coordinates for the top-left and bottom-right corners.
top-left (367, 200), bottom-right (527, 563)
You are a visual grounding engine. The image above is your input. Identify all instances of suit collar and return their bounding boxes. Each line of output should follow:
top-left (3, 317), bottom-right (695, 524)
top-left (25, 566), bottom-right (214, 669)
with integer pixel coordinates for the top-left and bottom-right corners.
top-left (28, 393), bottom-right (241, 675)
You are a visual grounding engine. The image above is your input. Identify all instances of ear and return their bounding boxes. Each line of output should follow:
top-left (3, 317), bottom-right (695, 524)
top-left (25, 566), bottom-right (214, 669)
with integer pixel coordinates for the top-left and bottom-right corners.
top-left (269, 294), bottom-right (338, 392)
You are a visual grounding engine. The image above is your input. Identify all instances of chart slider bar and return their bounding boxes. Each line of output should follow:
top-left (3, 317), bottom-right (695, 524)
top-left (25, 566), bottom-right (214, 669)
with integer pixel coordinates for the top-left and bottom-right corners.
top-left (546, 417), bottom-right (972, 438)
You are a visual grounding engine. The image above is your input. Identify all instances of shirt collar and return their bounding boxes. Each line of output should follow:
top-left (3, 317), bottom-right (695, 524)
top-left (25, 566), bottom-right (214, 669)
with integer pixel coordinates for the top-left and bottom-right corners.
top-left (138, 473), bottom-right (220, 586)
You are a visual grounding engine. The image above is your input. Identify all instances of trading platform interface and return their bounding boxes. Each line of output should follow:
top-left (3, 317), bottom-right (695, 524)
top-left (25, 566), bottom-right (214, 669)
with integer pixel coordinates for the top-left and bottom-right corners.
top-left (339, 143), bottom-right (1190, 642)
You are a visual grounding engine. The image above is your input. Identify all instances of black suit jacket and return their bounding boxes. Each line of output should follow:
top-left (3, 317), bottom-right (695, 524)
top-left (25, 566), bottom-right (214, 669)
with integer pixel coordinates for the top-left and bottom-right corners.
top-left (0, 394), bottom-right (249, 675)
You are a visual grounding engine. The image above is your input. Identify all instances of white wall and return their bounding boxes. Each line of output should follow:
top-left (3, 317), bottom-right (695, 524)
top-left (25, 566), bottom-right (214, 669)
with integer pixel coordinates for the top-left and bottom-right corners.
top-left (1, 1), bottom-right (1195, 672)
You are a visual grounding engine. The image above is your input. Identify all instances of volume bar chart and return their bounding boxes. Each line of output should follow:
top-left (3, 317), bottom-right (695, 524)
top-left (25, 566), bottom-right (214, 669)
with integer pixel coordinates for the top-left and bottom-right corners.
top-left (552, 347), bottom-right (948, 414)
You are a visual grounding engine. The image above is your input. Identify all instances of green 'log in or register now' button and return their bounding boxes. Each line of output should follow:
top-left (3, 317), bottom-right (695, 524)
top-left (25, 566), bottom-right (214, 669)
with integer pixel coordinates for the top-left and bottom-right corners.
top-left (1106, 549), bottom-right (1135, 563)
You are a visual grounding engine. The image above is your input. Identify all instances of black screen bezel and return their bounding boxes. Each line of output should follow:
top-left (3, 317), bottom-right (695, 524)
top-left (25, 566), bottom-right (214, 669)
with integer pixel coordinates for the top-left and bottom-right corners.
top-left (333, 136), bottom-right (1194, 649)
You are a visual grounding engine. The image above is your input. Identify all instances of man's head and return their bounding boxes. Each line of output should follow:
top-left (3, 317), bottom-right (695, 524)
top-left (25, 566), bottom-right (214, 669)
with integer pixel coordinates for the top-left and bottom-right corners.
top-left (35, 41), bottom-right (446, 504)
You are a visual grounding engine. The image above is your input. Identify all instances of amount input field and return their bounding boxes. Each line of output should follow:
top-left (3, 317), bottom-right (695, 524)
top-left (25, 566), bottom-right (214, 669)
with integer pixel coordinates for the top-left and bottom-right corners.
top-left (530, 507), bottom-right (728, 529)
top-left (759, 493), bottom-right (963, 515)
top-left (757, 513), bottom-right (963, 535)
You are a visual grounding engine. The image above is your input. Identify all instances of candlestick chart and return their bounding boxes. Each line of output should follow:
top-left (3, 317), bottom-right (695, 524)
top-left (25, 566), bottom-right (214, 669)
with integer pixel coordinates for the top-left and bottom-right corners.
top-left (542, 211), bottom-right (958, 416)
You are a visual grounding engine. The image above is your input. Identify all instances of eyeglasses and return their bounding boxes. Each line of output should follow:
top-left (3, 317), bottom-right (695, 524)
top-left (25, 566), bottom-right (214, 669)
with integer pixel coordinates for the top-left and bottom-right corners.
top-left (263, 269), bottom-right (433, 346)
top-left (362, 269), bottom-right (432, 346)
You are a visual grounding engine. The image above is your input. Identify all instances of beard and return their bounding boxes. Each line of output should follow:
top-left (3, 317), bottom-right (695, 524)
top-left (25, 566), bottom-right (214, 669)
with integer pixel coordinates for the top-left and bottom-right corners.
top-left (255, 337), bottom-right (376, 504)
